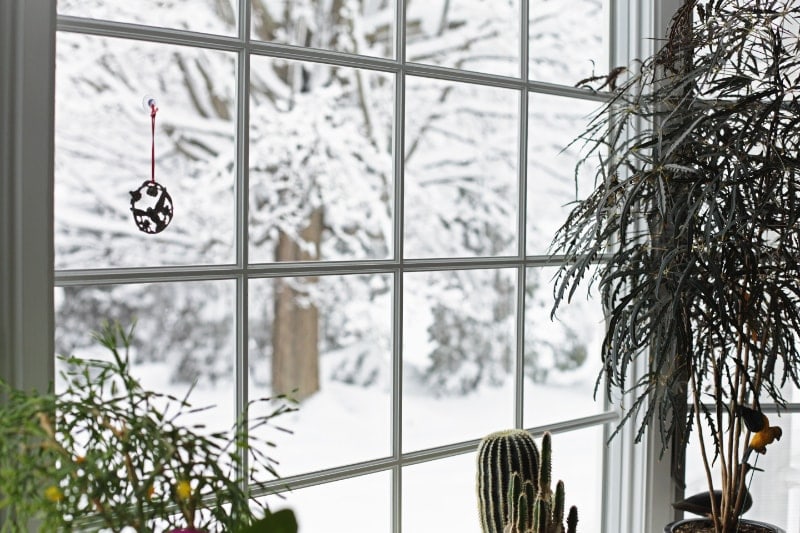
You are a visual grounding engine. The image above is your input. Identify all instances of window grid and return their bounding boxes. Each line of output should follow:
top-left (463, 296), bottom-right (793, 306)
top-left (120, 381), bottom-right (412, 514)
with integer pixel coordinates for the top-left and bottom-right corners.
top-left (54, 3), bottom-right (617, 531)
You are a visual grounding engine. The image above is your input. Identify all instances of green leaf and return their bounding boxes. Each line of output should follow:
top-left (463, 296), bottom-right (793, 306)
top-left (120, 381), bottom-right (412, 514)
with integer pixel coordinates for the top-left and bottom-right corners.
top-left (235, 509), bottom-right (298, 533)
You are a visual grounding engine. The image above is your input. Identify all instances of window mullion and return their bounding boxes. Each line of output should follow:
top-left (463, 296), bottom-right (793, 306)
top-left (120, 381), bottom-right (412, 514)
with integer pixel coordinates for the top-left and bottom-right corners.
top-left (235, 0), bottom-right (252, 496)
top-left (514, 0), bottom-right (530, 431)
top-left (392, 0), bottom-right (407, 532)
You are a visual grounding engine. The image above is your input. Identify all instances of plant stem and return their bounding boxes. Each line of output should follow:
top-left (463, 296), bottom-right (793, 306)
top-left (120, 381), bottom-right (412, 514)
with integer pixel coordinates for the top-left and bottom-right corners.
top-left (710, 353), bottom-right (728, 522)
top-left (731, 324), bottom-right (751, 520)
top-left (689, 365), bottom-right (720, 533)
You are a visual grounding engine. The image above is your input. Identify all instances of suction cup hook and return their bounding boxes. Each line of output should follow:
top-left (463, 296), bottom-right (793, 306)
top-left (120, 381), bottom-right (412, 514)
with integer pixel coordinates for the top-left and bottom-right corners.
top-left (141, 94), bottom-right (158, 112)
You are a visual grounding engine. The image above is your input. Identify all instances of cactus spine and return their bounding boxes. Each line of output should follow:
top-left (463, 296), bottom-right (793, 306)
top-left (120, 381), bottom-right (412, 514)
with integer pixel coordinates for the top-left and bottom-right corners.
top-left (477, 429), bottom-right (540, 533)
top-left (478, 431), bottom-right (578, 533)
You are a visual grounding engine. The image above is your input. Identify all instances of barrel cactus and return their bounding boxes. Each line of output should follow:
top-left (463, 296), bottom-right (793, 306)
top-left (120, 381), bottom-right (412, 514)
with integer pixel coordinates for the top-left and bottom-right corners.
top-left (478, 430), bottom-right (578, 533)
top-left (477, 429), bottom-right (540, 533)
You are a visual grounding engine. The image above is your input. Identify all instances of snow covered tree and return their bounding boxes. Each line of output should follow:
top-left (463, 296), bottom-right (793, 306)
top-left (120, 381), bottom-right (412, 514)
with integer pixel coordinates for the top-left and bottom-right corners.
top-left (54, 0), bottom-right (604, 398)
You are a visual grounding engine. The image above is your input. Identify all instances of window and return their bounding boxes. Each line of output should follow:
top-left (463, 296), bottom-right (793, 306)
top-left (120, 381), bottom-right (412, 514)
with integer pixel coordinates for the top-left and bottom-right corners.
top-left (2, 1), bottom-right (669, 532)
top-left (684, 410), bottom-right (800, 531)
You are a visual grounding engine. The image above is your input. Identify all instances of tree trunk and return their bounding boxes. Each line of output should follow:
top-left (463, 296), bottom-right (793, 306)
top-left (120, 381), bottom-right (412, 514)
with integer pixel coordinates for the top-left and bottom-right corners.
top-left (272, 208), bottom-right (323, 401)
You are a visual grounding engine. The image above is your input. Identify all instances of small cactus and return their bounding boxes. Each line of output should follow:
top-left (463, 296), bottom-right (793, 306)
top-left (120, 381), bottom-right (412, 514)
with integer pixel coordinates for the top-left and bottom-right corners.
top-left (528, 432), bottom-right (578, 533)
top-left (477, 429), bottom-right (540, 533)
top-left (506, 473), bottom-right (536, 533)
top-left (478, 430), bottom-right (578, 533)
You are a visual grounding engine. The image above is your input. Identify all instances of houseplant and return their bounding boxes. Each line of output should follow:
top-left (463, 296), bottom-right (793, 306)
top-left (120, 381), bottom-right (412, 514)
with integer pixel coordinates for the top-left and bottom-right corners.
top-left (476, 429), bottom-right (578, 533)
top-left (0, 321), bottom-right (297, 532)
top-left (551, 0), bottom-right (800, 531)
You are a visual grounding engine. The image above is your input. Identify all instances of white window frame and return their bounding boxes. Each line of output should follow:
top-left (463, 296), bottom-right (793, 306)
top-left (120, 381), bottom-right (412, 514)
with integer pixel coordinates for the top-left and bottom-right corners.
top-left (0, 0), bottom-right (56, 393)
top-left (0, 1), bottom-right (681, 532)
top-left (604, 2), bottom-right (684, 532)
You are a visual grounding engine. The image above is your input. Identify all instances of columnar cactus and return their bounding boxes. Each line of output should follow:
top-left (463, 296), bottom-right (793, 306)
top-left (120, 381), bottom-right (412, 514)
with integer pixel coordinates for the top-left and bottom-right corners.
top-left (478, 430), bottom-right (578, 533)
top-left (477, 429), bottom-right (540, 533)
top-left (526, 432), bottom-right (578, 533)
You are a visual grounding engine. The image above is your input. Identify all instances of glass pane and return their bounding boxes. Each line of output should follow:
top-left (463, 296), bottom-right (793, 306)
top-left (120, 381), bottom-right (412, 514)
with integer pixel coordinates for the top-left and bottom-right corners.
top-left (685, 412), bottom-right (800, 532)
top-left (406, 0), bottom-right (520, 77)
top-left (248, 273), bottom-right (392, 475)
top-left (404, 77), bottom-right (519, 259)
top-left (403, 454), bottom-right (481, 533)
top-left (527, 93), bottom-right (600, 255)
top-left (524, 266), bottom-right (605, 427)
top-left (261, 472), bottom-right (391, 533)
top-left (55, 34), bottom-right (236, 269)
top-left (529, 0), bottom-right (609, 86)
top-left (54, 280), bottom-right (236, 435)
top-left (249, 56), bottom-right (394, 263)
top-left (403, 269), bottom-right (516, 451)
top-left (406, 429), bottom-right (604, 533)
top-left (250, 0), bottom-right (395, 58)
top-left (57, 0), bottom-right (238, 36)
top-left (548, 426), bottom-right (604, 528)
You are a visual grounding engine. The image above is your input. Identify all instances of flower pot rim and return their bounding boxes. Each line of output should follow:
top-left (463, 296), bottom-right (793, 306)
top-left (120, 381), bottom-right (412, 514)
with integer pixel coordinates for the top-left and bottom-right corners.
top-left (665, 517), bottom-right (785, 533)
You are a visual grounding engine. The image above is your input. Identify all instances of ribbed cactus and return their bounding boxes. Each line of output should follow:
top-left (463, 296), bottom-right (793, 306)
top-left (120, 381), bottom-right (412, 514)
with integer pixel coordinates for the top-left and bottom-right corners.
top-left (527, 432), bottom-right (578, 533)
top-left (478, 430), bottom-right (578, 533)
top-left (477, 429), bottom-right (540, 533)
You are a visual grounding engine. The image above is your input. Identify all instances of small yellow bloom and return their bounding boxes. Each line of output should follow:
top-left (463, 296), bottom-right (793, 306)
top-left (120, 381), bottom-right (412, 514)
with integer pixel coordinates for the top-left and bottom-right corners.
top-left (175, 480), bottom-right (192, 501)
top-left (112, 423), bottom-right (127, 439)
top-left (74, 455), bottom-right (86, 464)
top-left (146, 484), bottom-right (155, 499)
top-left (36, 412), bottom-right (55, 437)
top-left (44, 485), bottom-right (64, 503)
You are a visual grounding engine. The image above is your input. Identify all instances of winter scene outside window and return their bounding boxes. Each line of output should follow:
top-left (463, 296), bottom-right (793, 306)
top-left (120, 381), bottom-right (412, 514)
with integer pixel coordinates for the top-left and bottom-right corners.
top-left (53, 1), bottom-right (613, 531)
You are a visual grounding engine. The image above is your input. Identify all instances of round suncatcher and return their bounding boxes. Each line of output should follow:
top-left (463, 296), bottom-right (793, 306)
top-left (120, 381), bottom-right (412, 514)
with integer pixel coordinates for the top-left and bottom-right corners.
top-left (130, 97), bottom-right (173, 234)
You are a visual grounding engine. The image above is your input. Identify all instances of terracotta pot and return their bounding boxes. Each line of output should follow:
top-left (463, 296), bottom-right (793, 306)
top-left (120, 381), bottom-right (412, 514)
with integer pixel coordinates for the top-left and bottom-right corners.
top-left (665, 518), bottom-right (785, 533)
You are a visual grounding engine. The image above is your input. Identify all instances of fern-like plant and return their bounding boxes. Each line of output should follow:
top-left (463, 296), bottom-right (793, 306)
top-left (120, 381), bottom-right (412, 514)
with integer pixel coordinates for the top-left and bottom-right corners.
top-left (552, 1), bottom-right (800, 531)
top-left (0, 321), bottom-right (296, 532)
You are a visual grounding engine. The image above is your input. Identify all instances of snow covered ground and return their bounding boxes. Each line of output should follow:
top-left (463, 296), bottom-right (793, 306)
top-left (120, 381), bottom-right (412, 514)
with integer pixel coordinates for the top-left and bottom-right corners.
top-left (58, 352), bottom-right (604, 533)
top-left (60, 344), bottom-right (800, 533)
top-left (261, 377), bottom-right (604, 533)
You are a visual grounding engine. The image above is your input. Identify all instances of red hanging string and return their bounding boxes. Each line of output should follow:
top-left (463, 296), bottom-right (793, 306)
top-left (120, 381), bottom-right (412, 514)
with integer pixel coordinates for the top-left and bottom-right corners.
top-left (150, 102), bottom-right (158, 183)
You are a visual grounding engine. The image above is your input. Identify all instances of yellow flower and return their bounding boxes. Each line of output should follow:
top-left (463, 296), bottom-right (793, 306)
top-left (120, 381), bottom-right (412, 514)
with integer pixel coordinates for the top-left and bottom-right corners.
top-left (146, 484), bottom-right (155, 499)
top-left (44, 485), bottom-right (64, 503)
top-left (36, 412), bottom-right (55, 437)
top-left (175, 480), bottom-right (192, 501)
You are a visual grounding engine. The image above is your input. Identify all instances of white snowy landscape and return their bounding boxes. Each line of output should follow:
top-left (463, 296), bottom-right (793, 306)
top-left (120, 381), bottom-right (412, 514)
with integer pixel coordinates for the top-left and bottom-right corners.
top-left (50, 0), bottom-right (800, 531)
top-left (56, 345), bottom-right (605, 533)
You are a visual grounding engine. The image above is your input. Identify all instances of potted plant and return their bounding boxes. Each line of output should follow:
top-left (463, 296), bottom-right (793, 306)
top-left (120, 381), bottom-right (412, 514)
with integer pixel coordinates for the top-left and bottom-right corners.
top-left (476, 429), bottom-right (579, 533)
top-left (550, 0), bottom-right (800, 532)
top-left (0, 321), bottom-right (297, 532)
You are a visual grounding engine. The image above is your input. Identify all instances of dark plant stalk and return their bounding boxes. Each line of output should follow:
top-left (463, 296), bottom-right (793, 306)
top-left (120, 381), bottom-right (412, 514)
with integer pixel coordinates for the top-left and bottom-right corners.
top-left (729, 317), bottom-right (750, 522)
top-left (710, 354), bottom-right (728, 530)
top-left (689, 367), bottom-right (718, 531)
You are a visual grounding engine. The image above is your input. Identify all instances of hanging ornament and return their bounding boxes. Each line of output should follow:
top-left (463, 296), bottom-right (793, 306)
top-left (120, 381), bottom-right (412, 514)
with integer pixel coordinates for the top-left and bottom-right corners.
top-left (130, 97), bottom-right (174, 234)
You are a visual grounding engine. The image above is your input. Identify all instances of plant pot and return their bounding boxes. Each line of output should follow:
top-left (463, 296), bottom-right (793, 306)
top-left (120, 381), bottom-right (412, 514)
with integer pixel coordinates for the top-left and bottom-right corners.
top-left (665, 518), bottom-right (785, 533)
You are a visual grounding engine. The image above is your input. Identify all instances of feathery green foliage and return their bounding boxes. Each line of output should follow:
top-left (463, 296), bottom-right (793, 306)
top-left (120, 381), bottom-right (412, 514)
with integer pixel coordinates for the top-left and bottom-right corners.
top-left (0, 321), bottom-right (296, 532)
